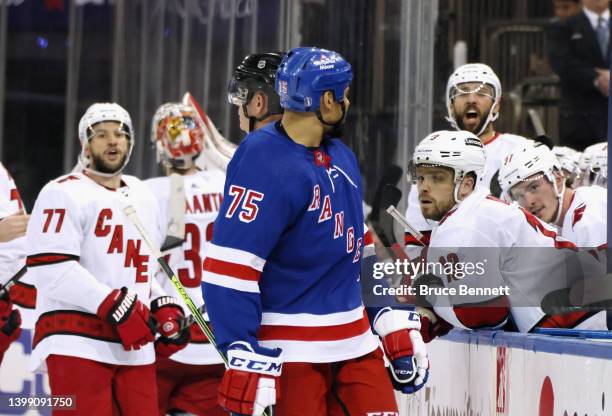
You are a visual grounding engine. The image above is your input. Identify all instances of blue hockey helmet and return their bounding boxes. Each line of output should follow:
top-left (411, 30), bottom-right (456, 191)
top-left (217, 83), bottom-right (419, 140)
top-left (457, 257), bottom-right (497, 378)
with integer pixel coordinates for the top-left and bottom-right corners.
top-left (275, 47), bottom-right (352, 112)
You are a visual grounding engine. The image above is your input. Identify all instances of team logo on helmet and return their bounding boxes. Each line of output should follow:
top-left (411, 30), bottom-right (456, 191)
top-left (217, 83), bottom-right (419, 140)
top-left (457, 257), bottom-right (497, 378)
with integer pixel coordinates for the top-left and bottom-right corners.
top-left (257, 59), bottom-right (266, 69)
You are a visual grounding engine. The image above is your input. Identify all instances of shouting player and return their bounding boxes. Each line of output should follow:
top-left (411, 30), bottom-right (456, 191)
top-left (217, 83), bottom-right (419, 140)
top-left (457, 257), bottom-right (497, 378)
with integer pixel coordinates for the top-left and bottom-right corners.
top-left (404, 63), bottom-right (531, 249)
top-left (202, 47), bottom-right (428, 416)
top-left (26, 103), bottom-right (188, 415)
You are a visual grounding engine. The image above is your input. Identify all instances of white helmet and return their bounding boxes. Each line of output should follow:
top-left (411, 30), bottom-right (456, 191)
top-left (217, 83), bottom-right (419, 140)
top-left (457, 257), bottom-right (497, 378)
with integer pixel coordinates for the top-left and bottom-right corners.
top-left (77, 103), bottom-right (134, 176)
top-left (578, 141), bottom-right (607, 186)
top-left (498, 141), bottom-right (565, 222)
top-left (445, 63), bottom-right (502, 137)
top-left (587, 143), bottom-right (607, 188)
top-left (552, 146), bottom-right (580, 176)
top-left (410, 130), bottom-right (486, 203)
top-left (151, 103), bottom-right (204, 170)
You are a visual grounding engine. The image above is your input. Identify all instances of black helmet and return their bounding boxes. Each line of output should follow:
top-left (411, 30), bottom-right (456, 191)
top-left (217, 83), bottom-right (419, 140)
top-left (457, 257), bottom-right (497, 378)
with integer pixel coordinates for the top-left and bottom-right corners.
top-left (228, 52), bottom-right (285, 131)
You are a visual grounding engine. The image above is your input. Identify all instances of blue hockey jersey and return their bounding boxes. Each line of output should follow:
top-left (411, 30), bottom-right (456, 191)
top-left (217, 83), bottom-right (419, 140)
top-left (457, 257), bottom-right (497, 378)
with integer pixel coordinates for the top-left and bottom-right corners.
top-left (201, 122), bottom-right (378, 363)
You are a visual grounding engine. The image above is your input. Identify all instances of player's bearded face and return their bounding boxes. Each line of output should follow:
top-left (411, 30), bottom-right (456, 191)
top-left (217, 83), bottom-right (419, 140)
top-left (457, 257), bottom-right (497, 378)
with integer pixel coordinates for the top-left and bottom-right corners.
top-left (509, 174), bottom-right (559, 223)
top-left (87, 121), bottom-right (130, 175)
top-left (415, 166), bottom-right (457, 221)
top-left (451, 82), bottom-right (495, 135)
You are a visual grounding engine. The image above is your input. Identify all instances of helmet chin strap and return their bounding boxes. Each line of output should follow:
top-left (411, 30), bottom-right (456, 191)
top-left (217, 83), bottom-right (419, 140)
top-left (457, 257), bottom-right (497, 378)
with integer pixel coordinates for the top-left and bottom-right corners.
top-left (447, 98), bottom-right (500, 138)
top-left (78, 140), bottom-right (133, 178)
top-left (551, 174), bottom-right (566, 225)
top-left (316, 101), bottom-right (347, 137)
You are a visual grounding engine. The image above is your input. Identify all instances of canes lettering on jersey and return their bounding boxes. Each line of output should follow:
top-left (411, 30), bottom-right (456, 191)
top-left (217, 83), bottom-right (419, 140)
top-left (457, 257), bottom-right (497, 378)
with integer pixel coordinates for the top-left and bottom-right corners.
top-left (93, 208), bottom-right (150, 282)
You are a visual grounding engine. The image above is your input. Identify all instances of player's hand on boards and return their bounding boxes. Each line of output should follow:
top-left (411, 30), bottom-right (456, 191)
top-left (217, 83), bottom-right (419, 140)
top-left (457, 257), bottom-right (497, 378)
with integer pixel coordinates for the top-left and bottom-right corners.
top-left (97, 287), bottom-right (156, 351)
top-left (374, 307), bottom-right (429, 394)
top-left (417, 306), bottom-right (453, 343)
top-left (150, 296), bottom-right (190, 357)
top-left (0, 211), bottom-right (29, 242)
top-left (219, 341), bottom-right (282, 416)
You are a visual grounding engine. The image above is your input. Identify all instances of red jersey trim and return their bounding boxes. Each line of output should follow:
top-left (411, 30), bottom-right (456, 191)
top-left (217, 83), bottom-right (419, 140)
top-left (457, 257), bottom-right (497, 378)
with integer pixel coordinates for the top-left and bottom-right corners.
top-left (453, 296), bottom-right (510, 329)
top-left (203, 257), bottom-right (261, 282)
top-left (404, 230), bottom-right (431, 246)
top-left (33, 310), bottom-right (121, 349)
top-left (483, 131), bottom-right (501, 146)
top-left (9, 281), bottom-right (36, 309)
top-left (189, 322), bottom-right (211, 344)
top-left (26, 253), bottom-right (79, 267)
top-left (535, 310), bottom-right (597, 329)
top-left (257, 310), bottom-right (371, 342)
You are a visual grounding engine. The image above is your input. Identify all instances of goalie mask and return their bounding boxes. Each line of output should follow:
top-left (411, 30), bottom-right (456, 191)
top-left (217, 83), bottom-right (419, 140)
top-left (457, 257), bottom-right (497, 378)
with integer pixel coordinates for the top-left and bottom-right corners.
top-left (409, 130), bottom-right (486, 203)
top-left (151, 103), bottom-right (204, 170)
top-left (445, 63), bottom-right (502, 137)
top-left (498, 141), bottom-right (566, 223)
top-left (78, 102), bottom-right (134, 177)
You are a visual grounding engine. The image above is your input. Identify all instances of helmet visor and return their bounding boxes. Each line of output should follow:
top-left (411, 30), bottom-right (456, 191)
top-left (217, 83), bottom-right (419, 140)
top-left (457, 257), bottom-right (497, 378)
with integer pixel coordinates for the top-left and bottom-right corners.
top-left (227, 78), bottom-right (251, 106)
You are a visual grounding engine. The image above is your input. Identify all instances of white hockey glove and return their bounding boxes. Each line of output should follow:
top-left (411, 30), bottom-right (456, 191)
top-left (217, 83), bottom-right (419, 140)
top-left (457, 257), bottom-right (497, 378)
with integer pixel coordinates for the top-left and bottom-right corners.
top-left (374, 307), bottom-right (429, 394)
top-left (218, 341), bottom-right (282, 416)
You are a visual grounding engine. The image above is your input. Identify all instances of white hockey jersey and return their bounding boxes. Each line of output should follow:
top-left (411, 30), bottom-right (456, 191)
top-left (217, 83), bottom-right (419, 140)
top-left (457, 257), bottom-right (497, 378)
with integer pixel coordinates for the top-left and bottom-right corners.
top-left (561, 186), bottom-right (607, 248)
top-left (26, 172), bottom-right (165, 371)
top-left (404, 132), bottom-right (531, 245)
top-left (0, 162), bottom-right (35, 328)
top-left (145, 169), bottom-right (225, 365)
top-left (426, 188), bottom-right (602, 333)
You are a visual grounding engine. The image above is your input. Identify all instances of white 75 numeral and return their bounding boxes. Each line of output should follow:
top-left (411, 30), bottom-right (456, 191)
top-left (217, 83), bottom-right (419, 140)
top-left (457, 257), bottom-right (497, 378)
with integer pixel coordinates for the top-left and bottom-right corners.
top-left (225, 185), bottom-right (264, 223)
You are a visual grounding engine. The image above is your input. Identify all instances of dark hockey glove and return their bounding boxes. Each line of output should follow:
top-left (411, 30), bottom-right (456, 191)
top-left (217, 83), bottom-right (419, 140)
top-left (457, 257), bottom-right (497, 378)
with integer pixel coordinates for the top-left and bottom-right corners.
top-left (417, 306), bottom-right (453, 343)
top-left (0, 292), bottom-right (21, 363)
top-left (373, 307), bottom-right (429, 394)
top-left (150, 296), bottom-right (189, 357)
top-left (97, 287), bottom-right (156, 351)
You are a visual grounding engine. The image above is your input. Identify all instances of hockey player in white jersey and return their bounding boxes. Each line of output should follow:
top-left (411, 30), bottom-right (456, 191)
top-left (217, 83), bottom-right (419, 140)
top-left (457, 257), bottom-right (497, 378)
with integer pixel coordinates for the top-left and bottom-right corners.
top-left (404, 63), bottom-right (530, 248)
top-left (410, 130), bottom-right (605, 336)
top-left (26, 103), bottom-right (188, 415)
top-left (146, 102), bottom-right (226, 416)
top-left (499, 141), bottom-right (607, 249)
top-left (0, 162), bottom-right (30, 364)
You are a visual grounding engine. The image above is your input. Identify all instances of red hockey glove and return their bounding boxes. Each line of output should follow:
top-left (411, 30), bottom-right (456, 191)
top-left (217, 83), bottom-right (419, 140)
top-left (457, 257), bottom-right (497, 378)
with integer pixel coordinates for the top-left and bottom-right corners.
top-left (417, 306), bottom-right (453, 343)
top-left (97, 287), bottom-right (156, 351)
top-left (219, 342), bottom-right (282, 416)
top-left (150, 296), bottom-right (189, 357)
top-left (373, 307), bottom-right (429, 394)
top-left (0, 293), bottom-right (21, 364)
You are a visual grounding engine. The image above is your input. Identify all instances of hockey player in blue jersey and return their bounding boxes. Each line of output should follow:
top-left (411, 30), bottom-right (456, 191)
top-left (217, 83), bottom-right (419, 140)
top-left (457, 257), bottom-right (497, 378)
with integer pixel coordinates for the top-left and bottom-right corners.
top-left (202, 46), bottom-right (429, 416)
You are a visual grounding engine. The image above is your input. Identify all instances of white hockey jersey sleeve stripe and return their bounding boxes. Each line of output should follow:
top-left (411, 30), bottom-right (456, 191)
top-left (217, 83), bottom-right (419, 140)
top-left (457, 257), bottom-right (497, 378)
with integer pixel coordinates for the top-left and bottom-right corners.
top-left (261, 306), bottom-right (366, 327)
top-left (202, 270), bottom-right (260, 293)
top-left (206, 243), bottom-right (266, 271)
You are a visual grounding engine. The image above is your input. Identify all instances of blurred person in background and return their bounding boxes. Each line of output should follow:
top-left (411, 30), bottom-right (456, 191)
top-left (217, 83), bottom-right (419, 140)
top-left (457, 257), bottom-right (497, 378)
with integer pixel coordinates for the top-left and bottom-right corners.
top-left (547, 0), bottom-right (610, 150)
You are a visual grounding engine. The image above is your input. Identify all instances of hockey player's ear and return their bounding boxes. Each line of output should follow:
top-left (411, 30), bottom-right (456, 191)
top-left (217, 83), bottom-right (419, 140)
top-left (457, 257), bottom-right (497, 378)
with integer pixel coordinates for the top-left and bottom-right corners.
top-left (458, 173), bottom-right (476, 200)
top-left (320, 91), bottom-right (336, 112)
top-left (252, 92), bottom-right (267, 117)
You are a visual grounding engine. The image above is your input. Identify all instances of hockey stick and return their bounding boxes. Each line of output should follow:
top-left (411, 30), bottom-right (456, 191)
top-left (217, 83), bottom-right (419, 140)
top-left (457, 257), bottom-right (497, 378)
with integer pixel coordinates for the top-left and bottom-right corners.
top-left (160, 173), bottom-right (186, 251)
top-left (386, 205), bottom-right (426, 247)
top-left (122, 204), bottom-right (226, 365)
top-left (123, 203), bottom-right (274, 416)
